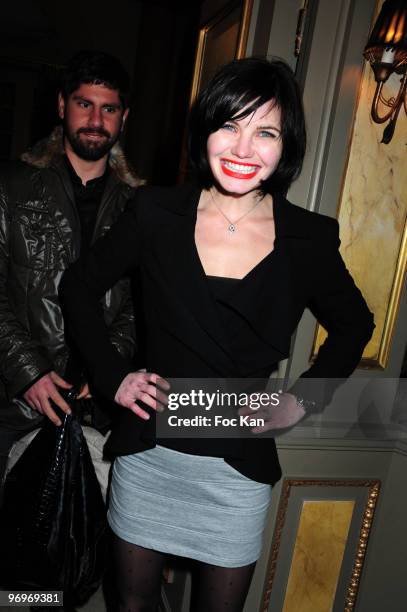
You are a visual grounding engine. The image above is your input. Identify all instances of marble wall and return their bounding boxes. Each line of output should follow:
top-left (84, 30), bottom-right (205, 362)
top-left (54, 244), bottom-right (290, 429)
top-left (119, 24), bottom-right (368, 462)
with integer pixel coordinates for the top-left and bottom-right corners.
top-left (314, 0), bottom-right (407, 368)
top-left (282, 500), bottom-right (354, 611)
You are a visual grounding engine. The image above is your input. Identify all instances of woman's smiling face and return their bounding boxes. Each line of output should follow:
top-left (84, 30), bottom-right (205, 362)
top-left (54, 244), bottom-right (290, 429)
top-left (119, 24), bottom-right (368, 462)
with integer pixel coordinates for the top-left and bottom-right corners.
top-left (206, 100), bottom-right (283, 195)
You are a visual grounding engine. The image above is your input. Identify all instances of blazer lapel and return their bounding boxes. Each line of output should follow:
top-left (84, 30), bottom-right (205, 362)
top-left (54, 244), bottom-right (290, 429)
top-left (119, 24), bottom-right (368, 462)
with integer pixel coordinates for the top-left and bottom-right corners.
top-left (149, 184), bottom-right (237, 374)
top-left (218, 193), bottom-right (313, 373)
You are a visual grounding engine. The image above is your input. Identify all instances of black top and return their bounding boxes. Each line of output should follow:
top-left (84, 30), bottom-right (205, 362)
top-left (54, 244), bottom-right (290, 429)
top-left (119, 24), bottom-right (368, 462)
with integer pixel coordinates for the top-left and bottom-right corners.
top-left (64, 157), bottom-right (108, 384)
top-left (59, 183), bottom-right (375, 485)
top-left (64, 156), bottom-right (108, 257)
top-left (206, 275), bottom-right (272, 379)
top-left (160, 275), bottom-right (273, 461)
top-left (206, 275), bottom-right (240, 340)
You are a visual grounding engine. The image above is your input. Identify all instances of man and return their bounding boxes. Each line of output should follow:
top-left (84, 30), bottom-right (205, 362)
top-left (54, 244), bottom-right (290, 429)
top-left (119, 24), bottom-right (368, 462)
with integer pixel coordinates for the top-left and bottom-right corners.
top-left (0, 50), bottom-right (140, 490)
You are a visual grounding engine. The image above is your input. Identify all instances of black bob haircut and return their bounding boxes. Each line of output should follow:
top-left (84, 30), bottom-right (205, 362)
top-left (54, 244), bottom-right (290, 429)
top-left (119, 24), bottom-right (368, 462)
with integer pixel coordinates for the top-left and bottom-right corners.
top-left (188, 57), bottom-right (306, 195)
top-left (60, 50), bottom-right (130, 109)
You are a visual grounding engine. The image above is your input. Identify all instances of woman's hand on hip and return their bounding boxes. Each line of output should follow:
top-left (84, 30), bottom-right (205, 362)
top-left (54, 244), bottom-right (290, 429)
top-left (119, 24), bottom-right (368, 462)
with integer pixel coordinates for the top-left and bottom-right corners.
top-left (114, 371), bottom-right (170, 420)
top-left (238, 392), bottom-right (306, 433)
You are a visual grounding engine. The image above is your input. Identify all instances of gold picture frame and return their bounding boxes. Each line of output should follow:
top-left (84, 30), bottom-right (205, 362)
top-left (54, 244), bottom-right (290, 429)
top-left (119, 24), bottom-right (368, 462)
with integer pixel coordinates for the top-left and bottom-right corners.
top-left (261, 478), bottom-right (380, 612)
top-left (189, 0), bottom-right (254, 107)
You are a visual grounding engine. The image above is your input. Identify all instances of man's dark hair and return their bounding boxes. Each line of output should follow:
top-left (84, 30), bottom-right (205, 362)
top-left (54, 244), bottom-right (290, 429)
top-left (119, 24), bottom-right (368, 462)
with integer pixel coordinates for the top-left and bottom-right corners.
top-left (60, 50), bottom-right (130, 108)
top-left (188, 57), bottom-right (306, 194)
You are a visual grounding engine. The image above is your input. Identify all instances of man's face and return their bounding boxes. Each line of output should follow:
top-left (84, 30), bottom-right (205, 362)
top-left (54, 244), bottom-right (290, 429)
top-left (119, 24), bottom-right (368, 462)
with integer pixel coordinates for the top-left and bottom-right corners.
top-left (58, 83), bottom-right (128, 161)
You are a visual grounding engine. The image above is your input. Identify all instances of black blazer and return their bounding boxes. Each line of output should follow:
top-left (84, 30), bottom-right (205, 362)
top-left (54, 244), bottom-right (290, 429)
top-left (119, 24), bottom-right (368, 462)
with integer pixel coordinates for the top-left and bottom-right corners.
top-left (60, 183), bottom-right (374, 484)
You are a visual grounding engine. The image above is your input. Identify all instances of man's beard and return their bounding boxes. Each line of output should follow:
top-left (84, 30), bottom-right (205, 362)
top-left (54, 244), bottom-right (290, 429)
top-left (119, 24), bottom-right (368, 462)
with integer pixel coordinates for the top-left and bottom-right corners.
top-left (64, 124), bottom-right (120, 161)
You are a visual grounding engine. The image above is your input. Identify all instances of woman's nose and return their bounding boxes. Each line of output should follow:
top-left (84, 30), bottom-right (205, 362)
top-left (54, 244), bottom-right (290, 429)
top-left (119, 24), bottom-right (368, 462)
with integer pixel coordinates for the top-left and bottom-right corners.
top-left (230, 133), bottom-right (253, 158)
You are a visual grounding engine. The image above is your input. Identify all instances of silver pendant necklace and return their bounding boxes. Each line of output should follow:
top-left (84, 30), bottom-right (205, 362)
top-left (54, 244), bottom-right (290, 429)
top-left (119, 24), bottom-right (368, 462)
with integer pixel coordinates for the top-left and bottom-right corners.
top-left (210, 190), bottom-right (262, 234)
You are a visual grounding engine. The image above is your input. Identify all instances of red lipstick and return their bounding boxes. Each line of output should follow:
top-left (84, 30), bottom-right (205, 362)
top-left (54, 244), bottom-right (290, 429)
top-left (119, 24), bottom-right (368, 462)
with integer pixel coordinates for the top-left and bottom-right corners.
top-left (220, 158), bottom-right (260, 180)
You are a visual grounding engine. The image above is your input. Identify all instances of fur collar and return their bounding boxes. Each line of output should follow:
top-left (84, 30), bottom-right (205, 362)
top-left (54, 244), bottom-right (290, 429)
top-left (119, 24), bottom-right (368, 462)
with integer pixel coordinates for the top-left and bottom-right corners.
top-left (21, 126), bottom-right (143, 188)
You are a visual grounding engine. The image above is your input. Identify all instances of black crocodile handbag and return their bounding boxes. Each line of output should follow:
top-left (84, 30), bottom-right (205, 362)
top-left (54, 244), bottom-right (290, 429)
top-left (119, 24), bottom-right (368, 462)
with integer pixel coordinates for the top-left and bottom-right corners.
top-left (0, 400), bottom-right (109, 607)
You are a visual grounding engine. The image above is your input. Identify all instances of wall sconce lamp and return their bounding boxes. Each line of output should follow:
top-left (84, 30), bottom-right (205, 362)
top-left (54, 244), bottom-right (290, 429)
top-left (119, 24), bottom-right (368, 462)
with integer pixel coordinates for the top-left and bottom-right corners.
top-left (363, 0), bottom-right (407, 144)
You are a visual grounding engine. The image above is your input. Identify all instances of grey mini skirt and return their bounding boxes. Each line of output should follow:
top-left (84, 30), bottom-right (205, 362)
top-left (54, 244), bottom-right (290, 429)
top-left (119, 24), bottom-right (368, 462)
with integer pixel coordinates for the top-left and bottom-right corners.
top-left (108, 444), bottom-right (272, 568)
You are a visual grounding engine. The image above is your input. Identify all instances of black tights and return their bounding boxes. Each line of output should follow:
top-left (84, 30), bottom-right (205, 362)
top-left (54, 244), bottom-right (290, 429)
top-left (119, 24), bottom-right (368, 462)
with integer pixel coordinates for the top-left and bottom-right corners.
top-left (112, 533), bottom-right (255, 612)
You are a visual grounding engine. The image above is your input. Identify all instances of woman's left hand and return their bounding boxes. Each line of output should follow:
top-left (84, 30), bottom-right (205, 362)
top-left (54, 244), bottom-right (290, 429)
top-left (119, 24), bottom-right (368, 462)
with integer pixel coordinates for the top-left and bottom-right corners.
top-left (238, 393), bottom-right (306, 433)
top-left (114, 371), bottom-right (170, 420)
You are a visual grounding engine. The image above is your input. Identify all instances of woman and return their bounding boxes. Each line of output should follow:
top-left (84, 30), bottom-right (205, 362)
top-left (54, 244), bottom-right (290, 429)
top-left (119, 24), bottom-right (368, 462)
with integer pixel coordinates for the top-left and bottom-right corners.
top-left (60, 58), bottom-right (374, 611)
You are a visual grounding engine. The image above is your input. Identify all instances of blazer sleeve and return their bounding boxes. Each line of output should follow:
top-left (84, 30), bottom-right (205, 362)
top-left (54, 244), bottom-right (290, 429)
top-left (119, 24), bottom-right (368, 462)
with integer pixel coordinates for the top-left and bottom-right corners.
top-left (107, 277), bottom-right (137, 361)
top-left (59, 196), bottom-right (142, 400)
top-left (291, 218), bottom-right (375, 406)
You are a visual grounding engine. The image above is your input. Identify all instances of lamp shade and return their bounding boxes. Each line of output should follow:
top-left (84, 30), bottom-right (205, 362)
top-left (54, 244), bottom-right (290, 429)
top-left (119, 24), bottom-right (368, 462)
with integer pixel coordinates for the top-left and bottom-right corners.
top-left (362, 0), bottom-right (407, 143)
top-left (364, 0), bottom-right (407, 61)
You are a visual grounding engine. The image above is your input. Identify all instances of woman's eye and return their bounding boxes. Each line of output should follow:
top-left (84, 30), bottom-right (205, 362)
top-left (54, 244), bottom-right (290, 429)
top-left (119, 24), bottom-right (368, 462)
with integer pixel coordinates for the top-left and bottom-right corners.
top-left (258, 130), bottom-right (279, 139)
top-left (221, 123), bottom-right (236, 132)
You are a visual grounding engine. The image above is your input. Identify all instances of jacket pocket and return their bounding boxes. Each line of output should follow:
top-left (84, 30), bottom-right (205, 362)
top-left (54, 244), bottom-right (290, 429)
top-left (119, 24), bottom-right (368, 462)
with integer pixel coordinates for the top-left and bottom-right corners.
top-left (11, 204), bottom-right (66, 270)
